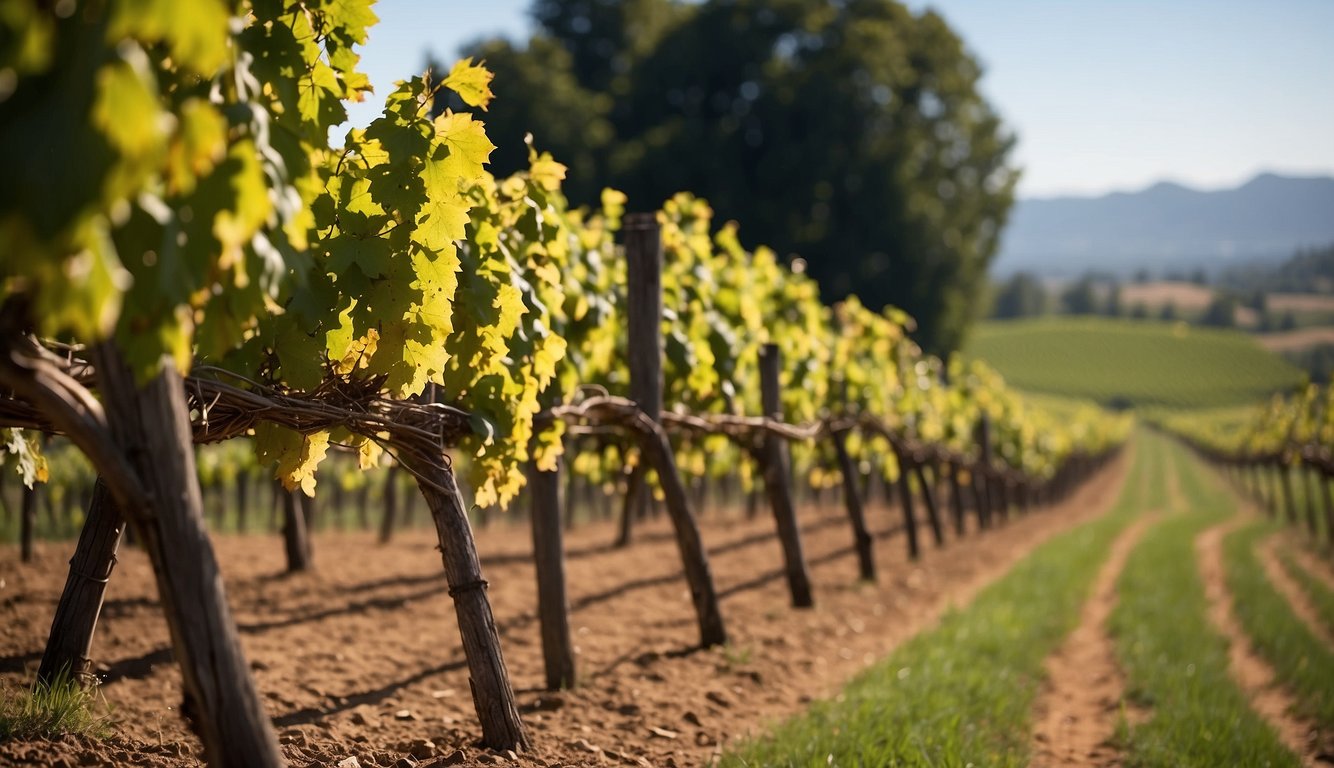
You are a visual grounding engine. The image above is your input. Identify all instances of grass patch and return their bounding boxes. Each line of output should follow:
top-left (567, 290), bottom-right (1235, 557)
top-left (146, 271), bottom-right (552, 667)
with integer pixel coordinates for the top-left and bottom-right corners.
top-left (965, 317), bottom-right (1301, 408)
top-left (1224, 524), bottom-right (1334, 726)
top-left (1277, 547), bottom-right (1334, 637)
top-left (0, 667), bottom-right (113, 741)
top-left (1109, 445), bottom-right (1298, 767)
top-left (718, 431), bottom-right (1160, 767)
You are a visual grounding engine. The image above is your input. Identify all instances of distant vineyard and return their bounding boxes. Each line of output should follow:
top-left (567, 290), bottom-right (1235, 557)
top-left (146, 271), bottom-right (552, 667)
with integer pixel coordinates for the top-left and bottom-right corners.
top-left (966, 317), bottom-right (1304, 409)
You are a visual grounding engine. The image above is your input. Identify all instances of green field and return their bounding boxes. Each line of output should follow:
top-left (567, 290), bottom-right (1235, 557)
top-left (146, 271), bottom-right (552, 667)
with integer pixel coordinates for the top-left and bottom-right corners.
top-left (965, 317), bottom-right (1304, 409)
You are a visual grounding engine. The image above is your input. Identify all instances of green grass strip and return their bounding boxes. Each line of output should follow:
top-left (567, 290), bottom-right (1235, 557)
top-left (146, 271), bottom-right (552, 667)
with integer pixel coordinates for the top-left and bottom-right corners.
top-left (0, 666), bottom-right (113, 740)
top-left (1110, 445), bottom-right (1298, 767)
top-left (719, 431), bottom-right (1161, 767)
top-left (1224, 524), bottom-right (1334, 727)
top-left (1277, 547), bottom-right (1334, 640)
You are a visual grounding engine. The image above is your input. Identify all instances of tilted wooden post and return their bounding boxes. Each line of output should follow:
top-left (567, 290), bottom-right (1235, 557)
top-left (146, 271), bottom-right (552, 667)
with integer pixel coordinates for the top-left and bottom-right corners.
top-left (912, 461), bottom-right (945, 548)
top-left (830, 382), bottom-right (874, 581)
top-left (404, 454), bottom-right (529, 751)
top-left (528, 453), bottom-right (576, 690)
top-left (92, 343), bottom-right (283, 767)
top-left (619, 212), bottom-right (664, 547)
top-left (620, 211), bottom-right (727, 646)
top-left (38, 479), bottom-right (124, 685)
top-left (758, 344), bottom-right (814, 607)
top-left (632, 418), bottom-right (728, 646)
top-left (894, 450), bottom-right (922, 560)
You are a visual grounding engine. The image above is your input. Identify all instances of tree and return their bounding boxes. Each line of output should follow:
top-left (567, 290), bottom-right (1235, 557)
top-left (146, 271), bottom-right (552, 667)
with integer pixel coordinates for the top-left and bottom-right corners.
top-left (1105, 283), bottom-right (1124, 317)
top-left (1200, 294), bottom-right (1238, 328)
top-left (1160, 302), bottom-right (1179, 322)
top-left (451, 0), bottom-right (1018, 355)
top-left (1061, 278), bottom-right (1098, 315)
top-left (991, 272), bottom-right (1048, 319)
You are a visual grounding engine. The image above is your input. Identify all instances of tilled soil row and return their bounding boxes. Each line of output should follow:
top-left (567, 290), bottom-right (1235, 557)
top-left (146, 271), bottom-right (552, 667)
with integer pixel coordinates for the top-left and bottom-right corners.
top-left (1195, 517), bottom-right (1323, 765)
top-left (0, 453), bottom-right (1127, 768)
top-left (1029, 512), bottom-right (1158, 768)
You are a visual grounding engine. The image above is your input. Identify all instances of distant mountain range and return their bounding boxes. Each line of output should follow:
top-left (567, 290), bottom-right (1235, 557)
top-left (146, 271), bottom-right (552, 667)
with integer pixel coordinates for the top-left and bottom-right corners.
top-left (994, 172), bottom-right (1334, 277)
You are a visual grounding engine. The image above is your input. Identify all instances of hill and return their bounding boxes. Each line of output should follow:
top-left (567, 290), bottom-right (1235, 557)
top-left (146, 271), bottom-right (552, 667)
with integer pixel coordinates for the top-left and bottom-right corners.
top-left (964, 317), bottom-right (1304, 409)
top-left (996, 173), bottom-right (1334, 276)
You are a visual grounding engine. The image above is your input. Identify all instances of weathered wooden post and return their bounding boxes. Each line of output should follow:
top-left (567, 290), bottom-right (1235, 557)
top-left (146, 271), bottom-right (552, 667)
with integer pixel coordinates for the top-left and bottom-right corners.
top-left (1279, 462), bottom-right (1299, 527)
top-left (758, 344), bottom-right (814, 607)
top-left (91, 343), bottom-right (284, 766)
top-left (620, 211), bottom-right (728, 646)
top-left (1302, 463), bottom-right (1320, 539)
top-left (379, 465), bottom-right (400, 543)
top-left (974, 413), bottom-right (995, 528)
top-left (830, 381), bottom-right (875, 581)
top-left (20, 482), bottom-right (37, 562)
top-left (894, 450), bottom-right (922, 560)
top-left (912, 461), bottom-right (945, 547)
top-left (528, 446), bottom-right (576, 690)
top-left (282, 489), bottom-right (313, 572)
top-left (948, 461), bottom-right (967, 535)
top-left (618, 213), bottom-right (664, 547)
top-left (405, 455), bottom-right (530, 751)
top-left (37, 479), bottom-right (124, 685)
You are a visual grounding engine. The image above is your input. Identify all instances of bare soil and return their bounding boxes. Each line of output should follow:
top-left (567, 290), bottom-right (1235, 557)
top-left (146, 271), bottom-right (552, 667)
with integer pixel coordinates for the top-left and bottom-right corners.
top-left (0, 454), bottom-right (1127, 768)
top-left (1030, 513), bottom-right (1156, 767)
top-left (1195, 517), bottom-right (1324, 764)
top-left (1256, 327), bottom-right (1334, 353)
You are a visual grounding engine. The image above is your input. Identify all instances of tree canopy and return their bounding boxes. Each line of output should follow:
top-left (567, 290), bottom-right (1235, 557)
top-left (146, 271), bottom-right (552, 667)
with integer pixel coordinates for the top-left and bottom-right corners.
top-left (446, 0), bottom-right (1018, 354)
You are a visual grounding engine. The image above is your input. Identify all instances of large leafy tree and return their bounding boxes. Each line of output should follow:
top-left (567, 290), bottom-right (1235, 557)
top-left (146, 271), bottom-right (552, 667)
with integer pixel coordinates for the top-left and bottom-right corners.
top-left (451, 0), bottom-right (1018, 354)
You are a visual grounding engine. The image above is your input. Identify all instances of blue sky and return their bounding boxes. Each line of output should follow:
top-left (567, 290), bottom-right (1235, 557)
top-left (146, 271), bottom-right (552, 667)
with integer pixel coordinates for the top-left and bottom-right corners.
top-left (347, 0), bottom-right (1334, 198)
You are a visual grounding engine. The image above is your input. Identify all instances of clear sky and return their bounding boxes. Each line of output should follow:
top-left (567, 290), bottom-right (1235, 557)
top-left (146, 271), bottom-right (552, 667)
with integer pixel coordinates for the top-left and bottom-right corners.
top-left (348, 0), bottom-right (1334, 199)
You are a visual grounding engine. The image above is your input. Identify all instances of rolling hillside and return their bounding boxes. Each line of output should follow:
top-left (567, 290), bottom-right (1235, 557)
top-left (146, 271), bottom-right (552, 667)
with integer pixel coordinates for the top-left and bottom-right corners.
top-left (965, 317), bottom-right (1304, 408)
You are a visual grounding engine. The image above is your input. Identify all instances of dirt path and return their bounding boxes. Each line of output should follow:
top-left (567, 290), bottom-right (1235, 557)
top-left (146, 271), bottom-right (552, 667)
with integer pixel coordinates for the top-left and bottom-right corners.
top-left (1196, 517), bottom-right (1321, 765)
top-left (0, 451), bottom-right (1130, 768)
top-left (1259, 535), bottom-right (1334, 649)
top-left (1030, 512), bottom-right (1158, 767)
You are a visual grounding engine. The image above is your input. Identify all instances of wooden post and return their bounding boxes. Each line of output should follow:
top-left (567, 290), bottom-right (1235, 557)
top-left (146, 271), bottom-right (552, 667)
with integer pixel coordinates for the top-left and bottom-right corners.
top-left (1300, 464), bottom-right (1319, 538)
top-left (619, 212), bottom-right (663, 547)
top-left (758, 344), bottom-right (813, 607)
top-left (632, 417), bottom-right (728, 646)
top-left (38, 479), bottom-right (124, 685)
top-left (1279, 463), bottom-right (1298, 525)
top-left (91, 343), bottom-right (283, 767)
top-left (379, 465), bottom-right (399, 543)
top-left (948, 461), bottom-right (967, 536)
top-left (282, 489), bottom-right (313, 573)
top-left (20, 482), bottom-right (37, 562)
top-left (895, 451), bottom-right (921, 560)
top-left (235, 469), bottom-right (250, 533)
top-left (528, 453), bottom-right (576, 690)
top-left (832, 428), bottom-right (875, 581)
top-left (1320, 470), bottom-right (1334, 548)
top-left (404, 454), bottom-right (529, 750)
top-left (913, 461), bottom-right (945, 547)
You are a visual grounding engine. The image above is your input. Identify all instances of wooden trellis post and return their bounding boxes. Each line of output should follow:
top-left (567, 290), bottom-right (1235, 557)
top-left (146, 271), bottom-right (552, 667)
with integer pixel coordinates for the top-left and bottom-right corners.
top-left (37, 479), bottom-right (124, 685)
top-left (528, 451), bottom-right (576, 690)
top-left (830, 381), bottom-right (874, 581)
top-left (619, 211), bottom-right (728, 646)
top-left (758, 344), bottom-right (814, 607)
top-left (405, 454), bottom-right (530, 751)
